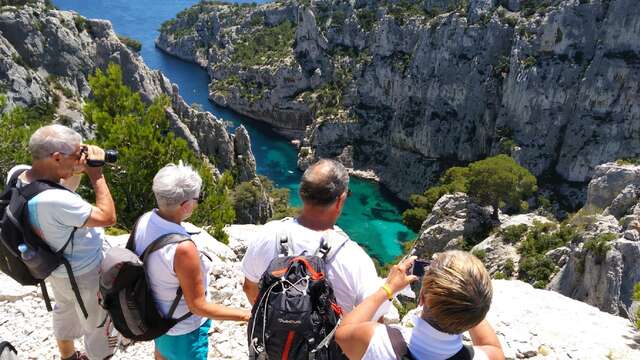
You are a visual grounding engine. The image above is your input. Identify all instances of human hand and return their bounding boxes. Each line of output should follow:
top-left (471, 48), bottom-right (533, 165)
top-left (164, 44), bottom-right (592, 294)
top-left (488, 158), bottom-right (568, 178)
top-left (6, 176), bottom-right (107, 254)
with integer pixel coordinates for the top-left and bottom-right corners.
top-left (385, 256), bottom-right (419, 295)
top-left (241, 310), bottom-right (252, 322)
top-left (81, 145), bottom-right (105, 179)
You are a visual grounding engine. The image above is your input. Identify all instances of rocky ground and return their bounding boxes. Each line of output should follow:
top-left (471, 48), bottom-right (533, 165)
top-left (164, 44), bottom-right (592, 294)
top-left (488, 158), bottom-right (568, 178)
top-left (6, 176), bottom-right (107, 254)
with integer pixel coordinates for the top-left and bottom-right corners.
top-left (2, 225), bottom-right (639, 359)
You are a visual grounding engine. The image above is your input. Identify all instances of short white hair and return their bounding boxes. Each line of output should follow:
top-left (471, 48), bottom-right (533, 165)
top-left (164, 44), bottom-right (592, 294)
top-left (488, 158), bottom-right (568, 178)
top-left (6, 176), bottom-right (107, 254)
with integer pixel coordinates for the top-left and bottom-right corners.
top-left (28, 124), bottom-right (82, 160)
top-left (152, 162), bottom-right (202, 209)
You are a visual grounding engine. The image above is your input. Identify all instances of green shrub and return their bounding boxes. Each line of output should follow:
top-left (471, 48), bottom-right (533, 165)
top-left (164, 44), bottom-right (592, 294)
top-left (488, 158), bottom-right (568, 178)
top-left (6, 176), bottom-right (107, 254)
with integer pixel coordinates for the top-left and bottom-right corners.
top-left (356, 8), bottom-right (377, 31)
top-left (83, 64), bottom-right (235, 242)
top-left (117, 35), bottom-right (142, 52)
top-left (503, 258), bottom-right (515, 277)
top-left (499, 224), bottom-right (529, 244)
top-left (522, 56), bottom-right (537, 68)
top-left (403, 155), bottom-right (536, 229)
top-left (517, 221), bottom-right (577, 287)
top-left (467, 155), bottom-right (537, 218)
top-left (494, 271), bottom-right (506, 279)
top-left (583, 232), bottom-right (616, 262)
top-left (73, 15), bottom-right (86, 33)
top-left (472, 248), bottom-right (486, 262)
top-left (616, 158), bottom-right (640, 166)
top-left (402, 207), bottom-right (428, 232)
top-left (0, 101), bottom-right (54, 192)
top-left (232, 21), bottom-right (295, 68)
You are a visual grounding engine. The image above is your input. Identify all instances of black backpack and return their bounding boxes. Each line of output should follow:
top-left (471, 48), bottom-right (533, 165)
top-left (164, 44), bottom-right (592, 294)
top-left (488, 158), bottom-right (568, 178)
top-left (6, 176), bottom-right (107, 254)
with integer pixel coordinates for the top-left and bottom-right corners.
top-left (98, 227), bottom-right (194, 341)
top-left (386, 325), bottom-right (475, 360)
top-left (0, 340), bottom-right (18, 360)
top-left (0, 169), bottom-right (88, 318)
top-left (248, 235), bottom-right (348, 360)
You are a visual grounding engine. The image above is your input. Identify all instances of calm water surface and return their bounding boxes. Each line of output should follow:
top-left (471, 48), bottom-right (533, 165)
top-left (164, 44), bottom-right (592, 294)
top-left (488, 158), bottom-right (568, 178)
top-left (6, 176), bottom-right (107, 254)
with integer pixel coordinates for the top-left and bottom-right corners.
top-left (54, 0), bottom-right (414, 263)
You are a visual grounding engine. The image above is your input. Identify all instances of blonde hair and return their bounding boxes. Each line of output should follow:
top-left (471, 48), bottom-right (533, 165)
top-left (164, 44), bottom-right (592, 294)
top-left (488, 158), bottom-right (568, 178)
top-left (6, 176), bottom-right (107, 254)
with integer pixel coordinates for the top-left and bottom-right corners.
top-left (421, 250), bottom-right (492, 334)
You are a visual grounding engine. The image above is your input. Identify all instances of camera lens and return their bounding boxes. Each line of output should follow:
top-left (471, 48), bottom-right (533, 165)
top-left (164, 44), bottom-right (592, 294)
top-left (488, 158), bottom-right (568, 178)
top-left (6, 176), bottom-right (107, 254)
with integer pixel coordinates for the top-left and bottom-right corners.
top-left (104, 150), bottom-right (118, 164)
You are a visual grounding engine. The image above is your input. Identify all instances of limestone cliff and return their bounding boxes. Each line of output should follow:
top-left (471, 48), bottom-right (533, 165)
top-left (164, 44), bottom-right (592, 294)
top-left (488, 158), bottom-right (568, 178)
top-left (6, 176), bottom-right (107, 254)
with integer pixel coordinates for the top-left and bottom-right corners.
top-left (0, 0), bottom-right (256, 181)
top-left (157, 0), bottom-right (640, 201)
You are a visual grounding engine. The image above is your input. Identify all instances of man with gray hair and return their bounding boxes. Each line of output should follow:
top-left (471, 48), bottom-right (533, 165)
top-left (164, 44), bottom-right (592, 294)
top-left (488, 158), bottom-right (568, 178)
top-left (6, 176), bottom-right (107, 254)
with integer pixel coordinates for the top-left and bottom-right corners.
top-left (242, 158), bottom-right (391, 318)
top-left (6, 124), bottom-right (117, 360)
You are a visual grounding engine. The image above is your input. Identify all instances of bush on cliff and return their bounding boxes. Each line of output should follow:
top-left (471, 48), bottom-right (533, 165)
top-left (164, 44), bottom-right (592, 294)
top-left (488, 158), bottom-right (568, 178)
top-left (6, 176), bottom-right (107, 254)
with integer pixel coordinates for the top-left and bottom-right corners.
top-left (517, 221), bottom-right (577, 288)
top-left (232, 20), bottom-right (295, 67)
top-left (0, 98), bottom-right (54, 191)
top-left (83, 63), bottom-right (235, 241)
top-left (402, 155), bottom-right (537, 231)
top-left (117, 34), bottom-right (142, 52)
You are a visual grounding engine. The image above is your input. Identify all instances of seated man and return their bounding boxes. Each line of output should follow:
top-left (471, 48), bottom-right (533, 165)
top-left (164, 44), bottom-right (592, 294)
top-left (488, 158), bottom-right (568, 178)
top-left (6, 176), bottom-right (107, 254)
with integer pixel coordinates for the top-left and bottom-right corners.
top-left (7, 124), bottom-right (117, 360)
top-left (336, 251), bottom-right (504, 360)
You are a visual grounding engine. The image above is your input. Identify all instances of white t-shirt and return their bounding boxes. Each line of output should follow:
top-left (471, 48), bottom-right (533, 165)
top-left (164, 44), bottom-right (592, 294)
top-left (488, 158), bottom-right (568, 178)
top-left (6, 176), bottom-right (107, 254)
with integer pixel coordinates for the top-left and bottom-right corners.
top-left (363, 316), bottom-right (489, 360)
top-left (241, 218), bottom-right (390, 318)
top-left (132, 210), bottom-right (212, 336)
top-left (7, 165), bottom-right (104, 277)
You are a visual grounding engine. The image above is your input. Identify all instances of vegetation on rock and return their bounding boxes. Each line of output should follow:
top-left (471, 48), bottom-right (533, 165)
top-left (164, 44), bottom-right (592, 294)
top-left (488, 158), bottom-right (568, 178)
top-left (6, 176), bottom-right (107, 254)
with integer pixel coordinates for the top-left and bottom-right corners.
top-left (117, 35), bottom-right (142, 52)
top-left (517, 221), bottom-right (577, 288)
top-left (403, 155), bottom-right (537, 231)
top-left (231, 20), bottom-right (295, 68)
top-left (83, 64), bottom-right (235, 242)
top-left (0, 98), bottom-right (54, 190)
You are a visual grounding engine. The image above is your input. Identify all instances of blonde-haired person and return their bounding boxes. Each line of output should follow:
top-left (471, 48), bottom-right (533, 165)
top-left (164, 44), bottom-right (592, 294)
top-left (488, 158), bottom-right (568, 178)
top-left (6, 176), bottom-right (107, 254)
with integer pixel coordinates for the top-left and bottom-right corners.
top-left (131, 163), bottom-right (250, 360)
top-left (336, 251), bottom-right (504, 360)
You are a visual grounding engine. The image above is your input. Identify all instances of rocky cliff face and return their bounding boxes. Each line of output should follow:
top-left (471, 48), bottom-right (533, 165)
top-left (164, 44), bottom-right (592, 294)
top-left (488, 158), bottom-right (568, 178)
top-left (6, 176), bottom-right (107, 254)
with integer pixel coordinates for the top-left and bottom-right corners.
top-left (415, 161), bottom-right (640, 318)
top-left (156, 0), bottom-right (640, 201)
top-left (0, 0), bottom-right (256, 181)
top-left (0, 0), bottom-right (277, 223)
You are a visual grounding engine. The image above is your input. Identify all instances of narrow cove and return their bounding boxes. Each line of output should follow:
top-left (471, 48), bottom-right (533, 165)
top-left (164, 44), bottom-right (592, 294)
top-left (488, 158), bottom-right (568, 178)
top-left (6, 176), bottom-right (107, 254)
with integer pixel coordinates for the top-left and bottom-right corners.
top-left (54, 0), bottom-right (415, 263)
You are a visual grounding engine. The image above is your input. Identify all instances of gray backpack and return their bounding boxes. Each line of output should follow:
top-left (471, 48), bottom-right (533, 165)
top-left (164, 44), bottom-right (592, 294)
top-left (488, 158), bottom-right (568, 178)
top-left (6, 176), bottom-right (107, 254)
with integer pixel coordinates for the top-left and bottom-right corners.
top-left (98, 230), bottom-right (193, 341)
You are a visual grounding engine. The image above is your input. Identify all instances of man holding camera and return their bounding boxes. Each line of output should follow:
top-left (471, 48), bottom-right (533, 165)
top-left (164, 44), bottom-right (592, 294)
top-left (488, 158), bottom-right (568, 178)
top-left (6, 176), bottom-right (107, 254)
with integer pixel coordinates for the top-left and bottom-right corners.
top-left (6, 125), bottom-right (117, 360)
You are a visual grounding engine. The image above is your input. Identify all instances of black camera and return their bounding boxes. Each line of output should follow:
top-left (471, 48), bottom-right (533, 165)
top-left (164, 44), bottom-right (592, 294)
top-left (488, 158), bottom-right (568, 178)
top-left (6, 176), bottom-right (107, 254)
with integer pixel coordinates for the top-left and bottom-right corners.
top-left (82, 146), bottom-right (118, 167)
top-left (409, 259), bottom-right (430, 278)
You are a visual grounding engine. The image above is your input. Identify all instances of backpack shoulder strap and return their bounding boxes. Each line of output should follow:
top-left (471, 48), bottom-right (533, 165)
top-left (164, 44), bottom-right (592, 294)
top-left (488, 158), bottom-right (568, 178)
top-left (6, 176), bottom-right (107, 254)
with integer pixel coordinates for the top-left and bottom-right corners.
top-left (125, 216), bottom-right (144, 252)
top-left (6, 168), bottom-right (28, 188)
top-left (0, 340), bottom-right (17, 355)
top-left (141, 232), bottom-right (193, 321)
top-left (385, 325), bottom-right (415, 360)
top-left (18, 180), bottom-right (70, 200)
top-left (276, 221), bottom-right (294, 256)
top-left (141, 233), bottom-right (192, 262)
top-left (447, 345), bottom-right (475, 360)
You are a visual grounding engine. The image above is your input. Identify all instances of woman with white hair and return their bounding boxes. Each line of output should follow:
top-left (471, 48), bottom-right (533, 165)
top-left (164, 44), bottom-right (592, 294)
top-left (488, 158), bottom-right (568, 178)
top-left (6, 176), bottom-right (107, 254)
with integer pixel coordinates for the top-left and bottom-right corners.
top-left (131, 163), bottom-right (250, 360)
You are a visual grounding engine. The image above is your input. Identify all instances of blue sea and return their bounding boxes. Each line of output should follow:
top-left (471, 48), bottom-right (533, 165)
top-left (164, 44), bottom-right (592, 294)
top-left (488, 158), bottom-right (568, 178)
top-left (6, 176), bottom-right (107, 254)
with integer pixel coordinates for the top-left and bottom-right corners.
top-left (54, 0), bottom-right (414, 263)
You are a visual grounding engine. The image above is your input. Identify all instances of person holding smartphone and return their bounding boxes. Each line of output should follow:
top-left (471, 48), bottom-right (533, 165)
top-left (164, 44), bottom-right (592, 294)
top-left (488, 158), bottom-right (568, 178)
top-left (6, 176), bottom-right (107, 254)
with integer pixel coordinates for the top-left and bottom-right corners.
top-left (335, 251), bottom-right (504, 360)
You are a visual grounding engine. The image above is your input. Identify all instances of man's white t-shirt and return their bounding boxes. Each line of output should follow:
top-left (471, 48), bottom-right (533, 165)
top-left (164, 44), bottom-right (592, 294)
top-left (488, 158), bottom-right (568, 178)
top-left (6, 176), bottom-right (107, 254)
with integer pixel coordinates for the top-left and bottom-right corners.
top-left (241, 218), bottom-right (390, 318)
top-left (6, 165), bottom-right (104, 277)
top-left (363, 316), bottom-right (490, 360)
top-left (133, 210), bottom-right (212, 336)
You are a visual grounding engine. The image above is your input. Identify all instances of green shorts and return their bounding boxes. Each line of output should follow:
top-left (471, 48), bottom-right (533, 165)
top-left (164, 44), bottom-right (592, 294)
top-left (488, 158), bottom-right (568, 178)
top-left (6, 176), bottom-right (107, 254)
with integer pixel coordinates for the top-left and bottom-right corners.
top-left (155, 320), bottom-right (211, 360)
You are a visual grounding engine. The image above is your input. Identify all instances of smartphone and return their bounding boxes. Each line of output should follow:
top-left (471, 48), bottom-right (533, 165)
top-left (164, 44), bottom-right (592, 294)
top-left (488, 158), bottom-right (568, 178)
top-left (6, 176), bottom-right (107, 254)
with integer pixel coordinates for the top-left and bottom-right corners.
top-left (410, 259), bottom-right (430, 277)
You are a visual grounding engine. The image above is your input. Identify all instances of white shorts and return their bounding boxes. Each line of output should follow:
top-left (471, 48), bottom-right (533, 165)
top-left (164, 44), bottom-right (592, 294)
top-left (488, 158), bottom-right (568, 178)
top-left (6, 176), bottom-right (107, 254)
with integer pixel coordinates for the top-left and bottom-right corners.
top-left (49, 266), bottom-right (117, 359)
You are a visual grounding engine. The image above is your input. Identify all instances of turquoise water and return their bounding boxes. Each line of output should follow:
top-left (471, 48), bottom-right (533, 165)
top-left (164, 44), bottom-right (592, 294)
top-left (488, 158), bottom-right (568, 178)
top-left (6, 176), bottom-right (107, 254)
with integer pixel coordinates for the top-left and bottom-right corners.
top-left (54, 0), bottom-right (414, 263)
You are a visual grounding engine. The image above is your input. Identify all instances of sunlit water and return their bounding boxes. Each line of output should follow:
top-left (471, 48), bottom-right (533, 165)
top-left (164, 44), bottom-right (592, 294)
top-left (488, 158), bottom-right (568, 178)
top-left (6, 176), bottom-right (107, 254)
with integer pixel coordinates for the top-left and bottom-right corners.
top-left (54, 0), bottom-right (414, 263)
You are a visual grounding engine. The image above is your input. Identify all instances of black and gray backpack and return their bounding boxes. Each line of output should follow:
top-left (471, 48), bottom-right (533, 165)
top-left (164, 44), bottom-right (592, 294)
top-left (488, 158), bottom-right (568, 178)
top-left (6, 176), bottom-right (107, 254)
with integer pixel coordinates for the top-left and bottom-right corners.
top-left (0, 169), bottom-right (87, 318)
top-left (0, 340), bottom-right (18, 360)
top-left (248, 235), bottom-right (348, 360)
top-left (386, 325), bottom-right (475, 360)
top-left (98, 228), bottom-right (193, 341)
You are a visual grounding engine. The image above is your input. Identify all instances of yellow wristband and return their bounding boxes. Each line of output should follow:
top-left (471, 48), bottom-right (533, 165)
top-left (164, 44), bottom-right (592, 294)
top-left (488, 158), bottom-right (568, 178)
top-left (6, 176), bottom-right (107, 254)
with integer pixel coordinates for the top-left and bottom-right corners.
top-left (381, 284), bottom-right (393, 301)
